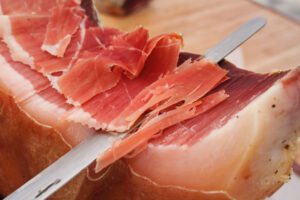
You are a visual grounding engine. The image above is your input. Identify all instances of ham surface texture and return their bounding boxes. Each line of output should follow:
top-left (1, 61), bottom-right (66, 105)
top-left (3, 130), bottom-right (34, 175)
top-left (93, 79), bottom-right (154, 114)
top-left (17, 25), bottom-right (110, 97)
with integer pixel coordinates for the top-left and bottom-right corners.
top-left (0, 1), bottom-right (299, 200)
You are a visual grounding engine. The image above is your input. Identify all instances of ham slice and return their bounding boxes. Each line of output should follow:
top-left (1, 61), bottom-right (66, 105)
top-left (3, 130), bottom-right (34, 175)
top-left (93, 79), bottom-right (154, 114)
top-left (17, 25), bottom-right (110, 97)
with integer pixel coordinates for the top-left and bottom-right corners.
top-left (0, 0), bottom-right (97, 58)
top-left (0, 15), bottom-right (85, 73)
top-left (104, 59), bottom-right (227, 132)
top-left (0, 12), bottom-right (184, 106)
top-left (0, 0), bottom-right (77, 15)
top-left (66, 33), bottom-right (182, 128)
top-left (56, 27), bottom-right (152, 104)
top-left (42, 3), bottom-right (85, 57)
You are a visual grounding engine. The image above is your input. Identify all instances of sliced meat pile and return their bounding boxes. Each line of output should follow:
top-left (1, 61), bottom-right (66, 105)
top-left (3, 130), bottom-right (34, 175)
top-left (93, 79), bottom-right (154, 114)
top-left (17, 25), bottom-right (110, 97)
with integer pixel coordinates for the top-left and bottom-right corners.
top-left (0, 1), bottom-right (300, 200)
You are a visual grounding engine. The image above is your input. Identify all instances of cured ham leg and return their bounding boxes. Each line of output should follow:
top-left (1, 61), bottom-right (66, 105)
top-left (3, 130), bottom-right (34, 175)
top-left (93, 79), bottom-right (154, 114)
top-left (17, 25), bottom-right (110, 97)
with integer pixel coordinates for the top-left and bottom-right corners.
top-left (0, 50), bottom-right (299, 199)
top-left (0, 0), bottom-right (299, 199)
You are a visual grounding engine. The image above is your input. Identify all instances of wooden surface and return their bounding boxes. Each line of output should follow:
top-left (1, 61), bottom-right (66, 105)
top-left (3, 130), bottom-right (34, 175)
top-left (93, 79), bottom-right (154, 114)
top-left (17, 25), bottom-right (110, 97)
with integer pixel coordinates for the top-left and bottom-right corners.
top-left (99, 0), bottom-right (300, 73)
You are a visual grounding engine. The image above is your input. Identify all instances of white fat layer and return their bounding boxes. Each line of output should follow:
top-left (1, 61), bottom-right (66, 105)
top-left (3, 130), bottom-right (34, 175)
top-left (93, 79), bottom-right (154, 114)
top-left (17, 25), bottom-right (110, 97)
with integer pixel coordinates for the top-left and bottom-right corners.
top-left (66, 107), bottom-right (110, 130)
top-left (128, 70), bottom-right (300, 200)
top-left (67, 107), bottom-right (94, 124)
top-left (0, 54), bottom-right (35, 102)
top-left (0, 16), bottom-right (35, 67)
top-left (41, 35), bottom-right (71, 57)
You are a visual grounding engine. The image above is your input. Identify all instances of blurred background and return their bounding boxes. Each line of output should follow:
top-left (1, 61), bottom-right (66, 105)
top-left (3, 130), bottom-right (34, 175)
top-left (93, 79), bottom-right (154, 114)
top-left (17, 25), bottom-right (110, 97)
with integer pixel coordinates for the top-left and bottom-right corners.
top-left (255, 0), bottom-right (300, 21)
top-left (96, 0), bottom-right (300, 199)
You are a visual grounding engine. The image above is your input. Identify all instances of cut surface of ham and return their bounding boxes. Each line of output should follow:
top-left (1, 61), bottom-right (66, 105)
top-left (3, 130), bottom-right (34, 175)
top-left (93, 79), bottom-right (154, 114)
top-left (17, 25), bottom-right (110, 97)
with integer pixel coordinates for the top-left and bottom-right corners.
top-left (0, 40), bottom-right (92, 146)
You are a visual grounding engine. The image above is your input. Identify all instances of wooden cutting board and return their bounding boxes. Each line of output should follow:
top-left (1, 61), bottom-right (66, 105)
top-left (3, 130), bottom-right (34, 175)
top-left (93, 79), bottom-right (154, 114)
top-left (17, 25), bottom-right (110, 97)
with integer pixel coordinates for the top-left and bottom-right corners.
top-left (99, 0), bottom-right (300, 73)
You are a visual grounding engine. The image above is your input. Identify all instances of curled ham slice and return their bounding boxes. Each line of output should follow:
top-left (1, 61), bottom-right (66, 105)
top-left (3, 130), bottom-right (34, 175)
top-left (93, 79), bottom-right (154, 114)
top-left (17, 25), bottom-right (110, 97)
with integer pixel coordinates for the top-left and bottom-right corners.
top-left (106, 59), bottom-right (227, 132)
top-left (42, 3), bottom-right (85, 57)
top-left (65, 33), bottom-right (181, 128)
top-left (56, 30), bottom-right (181, 106)
top-left (0, 12), bottom-right (184, 105)
top-left (57, 27), bottom-right (151, 104)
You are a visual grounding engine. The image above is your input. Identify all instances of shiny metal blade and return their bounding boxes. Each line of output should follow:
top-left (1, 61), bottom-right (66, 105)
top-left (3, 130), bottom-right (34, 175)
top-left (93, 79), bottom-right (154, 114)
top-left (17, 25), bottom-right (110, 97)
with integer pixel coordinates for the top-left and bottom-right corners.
top-left (204, 17), bottom-right (266, 63)
top-left (5, 17), bottom-right (266, 200)
top-left (4, 133), bottom-right (123, 200)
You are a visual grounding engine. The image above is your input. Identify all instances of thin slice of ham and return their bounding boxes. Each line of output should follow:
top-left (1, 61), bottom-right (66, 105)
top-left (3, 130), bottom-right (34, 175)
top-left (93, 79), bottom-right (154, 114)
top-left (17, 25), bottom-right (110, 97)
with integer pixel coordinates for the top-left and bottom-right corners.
top-left (42, 3), bottom-right (85, 57)
top-left (57, 27), bottom-right (151, 104)
top-left (0, 15), bottom-right (87, 73)
top-left (0, 0), bottom-right (97, 58)
top-left (0, 14), bottom-right (184, 105)
top-left (105, 59), bottom-right (227, 132)
top-left (0, 0), bottom-right (78, 15)
top-left (64, 33), bottom-right (181, 120)
top-left (66, 34), bottom-right (180, 127)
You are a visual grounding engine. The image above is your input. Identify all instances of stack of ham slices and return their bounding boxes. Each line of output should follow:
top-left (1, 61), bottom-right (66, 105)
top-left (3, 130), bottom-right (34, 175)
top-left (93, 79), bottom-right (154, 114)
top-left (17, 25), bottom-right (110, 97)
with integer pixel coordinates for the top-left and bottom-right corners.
top-left (0, 1), bottom-right (300, 200)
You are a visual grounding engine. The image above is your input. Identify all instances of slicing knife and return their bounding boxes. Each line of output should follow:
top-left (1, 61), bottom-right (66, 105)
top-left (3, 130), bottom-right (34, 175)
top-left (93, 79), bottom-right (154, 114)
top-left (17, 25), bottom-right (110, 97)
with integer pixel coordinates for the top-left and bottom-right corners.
top-left (4, 17), bottom-right (266, 200)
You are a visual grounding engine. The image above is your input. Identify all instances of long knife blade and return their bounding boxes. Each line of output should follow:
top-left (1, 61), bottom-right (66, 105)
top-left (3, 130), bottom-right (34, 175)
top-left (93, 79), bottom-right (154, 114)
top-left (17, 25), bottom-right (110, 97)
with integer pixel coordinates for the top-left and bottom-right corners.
top-left (5, 17), bottom-right (266, 200)
top-left (204, 17), bottom-right (266, 62)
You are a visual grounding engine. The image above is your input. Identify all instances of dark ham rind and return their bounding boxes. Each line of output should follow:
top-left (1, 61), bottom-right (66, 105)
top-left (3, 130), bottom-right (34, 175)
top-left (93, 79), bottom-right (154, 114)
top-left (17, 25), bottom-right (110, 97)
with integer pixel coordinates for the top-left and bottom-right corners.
top-left (0, 89), bottom-right (100, 200)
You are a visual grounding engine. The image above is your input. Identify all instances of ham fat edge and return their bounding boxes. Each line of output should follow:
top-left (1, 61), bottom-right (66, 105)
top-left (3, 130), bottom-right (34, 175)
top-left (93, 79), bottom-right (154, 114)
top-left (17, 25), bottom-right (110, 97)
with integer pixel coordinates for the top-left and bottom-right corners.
top-left (0, 1), bottom-right (299, 200)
